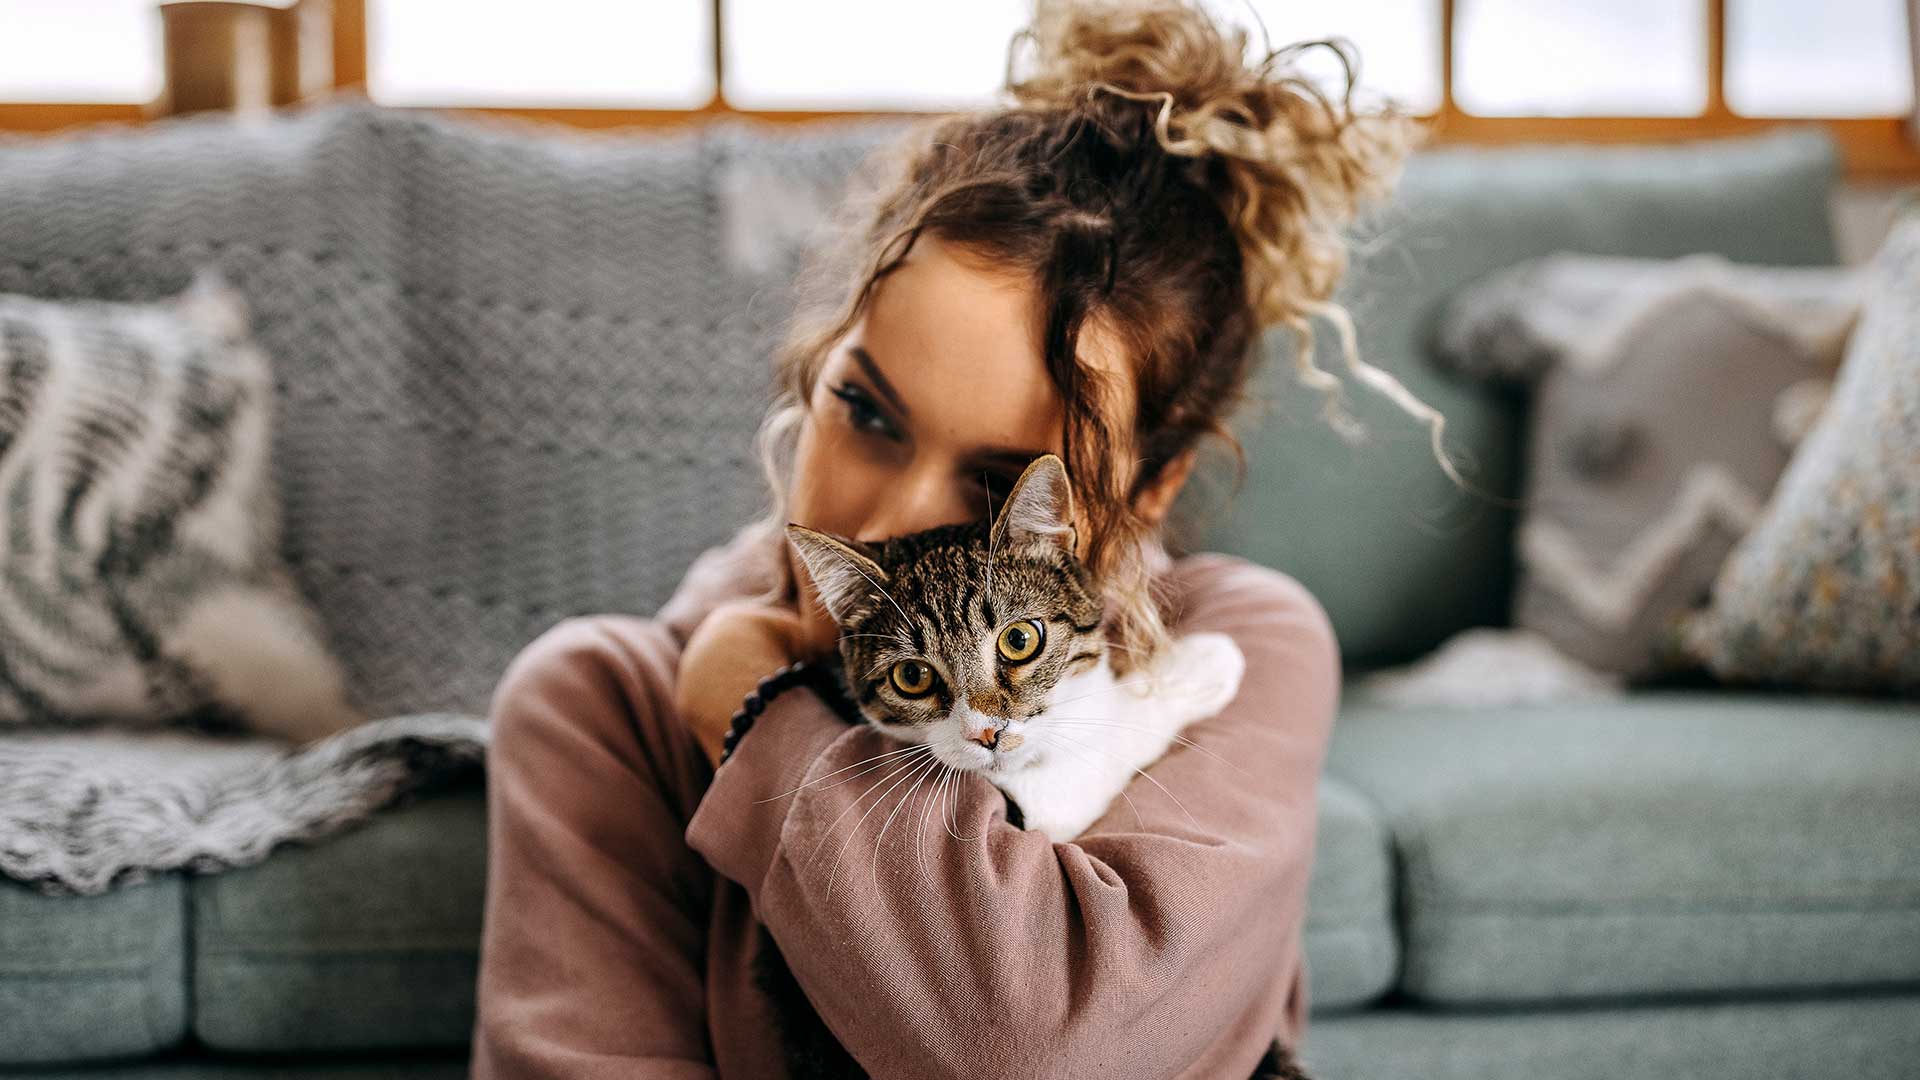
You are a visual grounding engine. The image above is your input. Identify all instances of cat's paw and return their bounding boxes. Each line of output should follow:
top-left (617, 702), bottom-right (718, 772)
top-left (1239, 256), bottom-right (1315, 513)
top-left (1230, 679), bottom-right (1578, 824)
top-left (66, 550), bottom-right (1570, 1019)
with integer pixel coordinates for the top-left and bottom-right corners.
top-left (1161, 631), bottom-right (1245, 720)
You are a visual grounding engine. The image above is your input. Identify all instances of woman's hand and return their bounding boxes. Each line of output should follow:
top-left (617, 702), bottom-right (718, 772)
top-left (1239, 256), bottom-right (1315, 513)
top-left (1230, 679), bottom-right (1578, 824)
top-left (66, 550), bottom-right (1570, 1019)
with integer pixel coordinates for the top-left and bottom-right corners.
top-left (677, 569), bottom-right (842, 769)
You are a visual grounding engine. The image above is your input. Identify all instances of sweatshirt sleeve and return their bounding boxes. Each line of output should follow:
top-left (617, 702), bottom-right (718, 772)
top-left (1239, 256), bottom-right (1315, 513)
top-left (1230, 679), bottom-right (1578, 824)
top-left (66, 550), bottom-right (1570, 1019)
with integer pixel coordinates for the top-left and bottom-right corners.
top-left (683, 554), bottom-right (1341, 1079)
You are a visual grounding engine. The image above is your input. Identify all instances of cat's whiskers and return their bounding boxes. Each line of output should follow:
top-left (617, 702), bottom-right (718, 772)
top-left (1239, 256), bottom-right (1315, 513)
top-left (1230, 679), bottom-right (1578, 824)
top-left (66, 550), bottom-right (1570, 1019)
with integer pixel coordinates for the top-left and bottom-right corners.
top-left (945, 761), bottom-right (985, 841)
top-left (799, 750), bottom-right (933, 874)
top-left (1097, 639), bottom-right (1155, 659)
top-left (915, 760), bottom-right (953, 891)
top-left (752, 741), bottom-right (926, 803)
top-left (871, 753), bottom-right (943, 892)
top-left (1045, 675), bottom-right (1170, 710)
top-left (1043, 729), bottom-right (1204, 833)
top-left (984, 485), bottom-right (999, 618)
top-left (1039, 717), bottom-right (1252, 778)
top-left (824, 749), bottom-right (942, 903)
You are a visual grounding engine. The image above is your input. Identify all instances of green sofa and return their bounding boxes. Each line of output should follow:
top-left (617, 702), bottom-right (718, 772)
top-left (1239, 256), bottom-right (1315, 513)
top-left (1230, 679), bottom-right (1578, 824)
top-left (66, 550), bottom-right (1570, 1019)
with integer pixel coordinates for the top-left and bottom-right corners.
top-left (1, 104), bottom-right (1915, 1079)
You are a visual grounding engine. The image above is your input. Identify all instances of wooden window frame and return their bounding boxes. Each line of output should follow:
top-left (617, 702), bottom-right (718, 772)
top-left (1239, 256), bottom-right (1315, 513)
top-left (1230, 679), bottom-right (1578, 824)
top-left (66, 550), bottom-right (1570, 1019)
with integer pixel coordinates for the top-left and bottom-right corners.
top-left (3, 0), bottom-right (1915, 180)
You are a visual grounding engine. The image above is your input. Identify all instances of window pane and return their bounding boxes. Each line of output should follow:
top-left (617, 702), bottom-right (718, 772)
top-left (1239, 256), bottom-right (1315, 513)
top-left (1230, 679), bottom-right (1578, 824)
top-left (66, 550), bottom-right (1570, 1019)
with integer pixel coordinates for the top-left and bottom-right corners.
top-left (1232, 0), bottom-right (1443, 114)
top-left (1728, 0), bottom-right (1913, 116)
top-left (1455, 0), bottom-right (1708, 116)
top-left (369, 0), bottom-right (712, 108)
top-left (725, 0), bottom-right (1440, 113)
top-left (724, 0), bottom-right (1030, 110)
top-left (0, 0), bottom-right (161, 102)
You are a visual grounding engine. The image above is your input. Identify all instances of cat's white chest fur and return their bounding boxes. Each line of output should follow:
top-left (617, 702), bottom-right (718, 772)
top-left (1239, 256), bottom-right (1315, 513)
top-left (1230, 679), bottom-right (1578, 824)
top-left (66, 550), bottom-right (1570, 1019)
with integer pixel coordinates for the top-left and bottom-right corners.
top-left (991, 631), bottom-right (1245, 844)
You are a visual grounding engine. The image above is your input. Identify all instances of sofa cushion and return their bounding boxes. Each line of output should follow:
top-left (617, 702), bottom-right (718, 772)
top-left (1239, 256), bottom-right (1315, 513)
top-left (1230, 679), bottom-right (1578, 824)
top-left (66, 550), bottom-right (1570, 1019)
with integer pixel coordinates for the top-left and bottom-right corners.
top-left (1300, 992), bottom-right (1920, 1080)
top-left (1303, 774), bottom-right (1398, 1011)
top-left (180, 768), bottom-right (1389, 1050)
top-left (1192, 129), bottom-right (1840, 666)
top-left (0, 876), bottom-right (187, 1065)
top-left (190, 780), bottom-right (486, 1052)
top-left (1326, 690), bottom-right (1920, 1004)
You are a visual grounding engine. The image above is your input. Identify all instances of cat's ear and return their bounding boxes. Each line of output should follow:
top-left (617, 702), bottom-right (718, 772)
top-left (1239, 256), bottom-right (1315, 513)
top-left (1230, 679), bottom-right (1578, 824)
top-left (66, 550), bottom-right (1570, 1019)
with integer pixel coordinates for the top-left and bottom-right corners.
top-left (785, 524), bottom-right (887, 625)
top-left (991, 453), bottom-right (1077, 554)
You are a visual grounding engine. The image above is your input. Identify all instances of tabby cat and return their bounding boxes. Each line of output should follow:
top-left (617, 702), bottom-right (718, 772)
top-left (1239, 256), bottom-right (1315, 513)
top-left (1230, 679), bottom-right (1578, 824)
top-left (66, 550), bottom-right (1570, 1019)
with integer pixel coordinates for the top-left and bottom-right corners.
top-left (785, 452), bottom-right (1244, 844)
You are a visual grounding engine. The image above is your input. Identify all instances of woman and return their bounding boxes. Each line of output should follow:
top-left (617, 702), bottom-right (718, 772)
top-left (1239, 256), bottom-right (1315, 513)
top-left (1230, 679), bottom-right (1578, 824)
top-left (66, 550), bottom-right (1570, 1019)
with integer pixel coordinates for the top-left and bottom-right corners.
top-left (471, 1), bottom-right (1434, 1076)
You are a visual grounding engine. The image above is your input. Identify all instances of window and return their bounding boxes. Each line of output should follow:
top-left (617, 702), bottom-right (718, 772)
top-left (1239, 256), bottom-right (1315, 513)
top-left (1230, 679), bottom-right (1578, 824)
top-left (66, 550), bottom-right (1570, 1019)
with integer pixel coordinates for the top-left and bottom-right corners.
top-left (1455, 0), bottom-right (1706, 117)
top-left (0, 0), bottom-right (161, 103)
top-left (1231, 0), bottom-right (1443, 115)
top-left (368, 0), bottom-right (712, 108)
top-left (723, 0), bottom-right (1028, 110)
top-left (3, 0), bottom-right (1915, 179)
top-left (1727, 0), bottom-right (1913, 117)
top-left (722, 0), bottom-right (1443, 115)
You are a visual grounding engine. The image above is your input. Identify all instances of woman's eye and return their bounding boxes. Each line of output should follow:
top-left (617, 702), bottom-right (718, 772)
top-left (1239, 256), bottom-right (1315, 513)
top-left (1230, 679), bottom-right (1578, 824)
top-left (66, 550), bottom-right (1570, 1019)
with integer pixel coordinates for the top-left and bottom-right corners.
top-left (890, 659), bottom-right (936, 697)
top-left (996, 619), bottom-right (1045, 664)
top-left (978, 470), bottom-right (1018, 510)
top-left (832, 384), bottom-right (896, 439)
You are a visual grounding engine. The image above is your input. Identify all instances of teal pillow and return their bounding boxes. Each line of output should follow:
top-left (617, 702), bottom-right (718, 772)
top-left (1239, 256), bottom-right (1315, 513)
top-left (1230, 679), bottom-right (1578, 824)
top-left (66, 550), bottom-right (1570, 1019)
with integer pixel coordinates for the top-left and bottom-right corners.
top-left (1186, 129), bottom-right (1840, 664)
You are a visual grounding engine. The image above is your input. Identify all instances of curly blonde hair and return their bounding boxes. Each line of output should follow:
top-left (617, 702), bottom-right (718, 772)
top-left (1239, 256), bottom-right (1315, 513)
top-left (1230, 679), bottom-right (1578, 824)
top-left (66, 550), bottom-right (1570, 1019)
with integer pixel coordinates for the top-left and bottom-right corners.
top-left (752, 0), bottom-right (1451, 675)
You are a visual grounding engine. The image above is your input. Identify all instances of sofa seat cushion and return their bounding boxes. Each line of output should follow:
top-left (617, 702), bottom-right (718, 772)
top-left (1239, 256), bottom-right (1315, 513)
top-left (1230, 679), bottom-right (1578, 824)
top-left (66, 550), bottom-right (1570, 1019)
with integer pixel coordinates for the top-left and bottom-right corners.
top-left (1327, 690), bottom-right (1920, 1004)
top-left (0, 876), bottom-right (187, 1065)
top-left (184, 771), bottom-right (1396, 1045)
top-left (1303, 775), bottom-right (1398, 1010)
top-left (190, 780), bottom-right (486, 1052)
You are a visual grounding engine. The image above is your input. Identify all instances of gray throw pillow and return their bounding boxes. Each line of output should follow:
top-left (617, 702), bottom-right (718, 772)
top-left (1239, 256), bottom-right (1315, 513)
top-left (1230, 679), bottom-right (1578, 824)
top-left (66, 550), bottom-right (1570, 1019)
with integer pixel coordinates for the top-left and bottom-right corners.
top-left (0, 268), bottom-right (364, 742)
top-left (1684, 215), bottom-right (1920, 694)
top-left (1431, 253), bottom-right (1865, 679)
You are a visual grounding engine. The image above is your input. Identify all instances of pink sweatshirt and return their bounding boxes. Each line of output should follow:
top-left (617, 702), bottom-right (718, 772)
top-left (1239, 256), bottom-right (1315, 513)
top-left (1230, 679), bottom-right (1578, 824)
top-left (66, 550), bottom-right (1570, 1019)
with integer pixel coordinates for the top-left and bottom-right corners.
top-left (469, 521), bottom-right (1340, 1079)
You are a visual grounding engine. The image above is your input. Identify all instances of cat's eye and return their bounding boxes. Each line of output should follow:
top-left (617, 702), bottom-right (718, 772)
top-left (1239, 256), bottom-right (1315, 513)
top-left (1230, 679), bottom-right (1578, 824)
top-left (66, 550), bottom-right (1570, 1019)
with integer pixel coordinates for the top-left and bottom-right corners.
top-left (996, 620), bottom-right (1045, 664)
top-left (978, 469), bottom-right (1018, 506)
top-left (889, 659), bottom-right (936, 697)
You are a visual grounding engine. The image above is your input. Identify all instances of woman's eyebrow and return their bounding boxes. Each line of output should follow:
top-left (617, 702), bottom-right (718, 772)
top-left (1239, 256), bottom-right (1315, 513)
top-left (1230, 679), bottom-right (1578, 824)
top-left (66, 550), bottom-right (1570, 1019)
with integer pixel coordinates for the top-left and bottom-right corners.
top-left (850, 345), bottom-right (910, 418)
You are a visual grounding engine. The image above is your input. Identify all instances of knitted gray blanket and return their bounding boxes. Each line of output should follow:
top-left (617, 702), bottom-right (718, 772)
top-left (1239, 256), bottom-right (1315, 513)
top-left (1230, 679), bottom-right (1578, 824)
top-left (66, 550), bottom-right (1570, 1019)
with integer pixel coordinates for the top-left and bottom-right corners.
top-left (0, 101), bottom-right (915, 894)
top-left (0, 713), bottom-right (485, 896)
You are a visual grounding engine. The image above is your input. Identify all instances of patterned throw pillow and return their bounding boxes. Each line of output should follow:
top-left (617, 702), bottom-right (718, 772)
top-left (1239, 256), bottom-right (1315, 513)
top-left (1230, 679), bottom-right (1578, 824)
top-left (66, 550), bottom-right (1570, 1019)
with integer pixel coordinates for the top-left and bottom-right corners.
top-left (0, 268), bottom-right (365, 742)
top-left (1684, 216), bottom-right (1920, 694)
top-left (1430, 253), bottom-right (1865, 680)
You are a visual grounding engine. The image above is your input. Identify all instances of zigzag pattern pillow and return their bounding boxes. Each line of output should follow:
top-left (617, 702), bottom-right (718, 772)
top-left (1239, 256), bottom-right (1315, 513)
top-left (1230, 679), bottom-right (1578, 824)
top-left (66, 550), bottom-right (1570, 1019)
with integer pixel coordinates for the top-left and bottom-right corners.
top-left (0, 268), bottom-right (364, 742)
top-left (1430, 253), bottom-right (1865, 679)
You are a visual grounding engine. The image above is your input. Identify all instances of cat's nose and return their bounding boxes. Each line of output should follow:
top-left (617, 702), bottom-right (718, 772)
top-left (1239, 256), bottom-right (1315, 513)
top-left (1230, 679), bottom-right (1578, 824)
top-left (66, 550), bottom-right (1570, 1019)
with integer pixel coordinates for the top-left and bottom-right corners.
top-left (969, 724), bottom-right (1000, 749)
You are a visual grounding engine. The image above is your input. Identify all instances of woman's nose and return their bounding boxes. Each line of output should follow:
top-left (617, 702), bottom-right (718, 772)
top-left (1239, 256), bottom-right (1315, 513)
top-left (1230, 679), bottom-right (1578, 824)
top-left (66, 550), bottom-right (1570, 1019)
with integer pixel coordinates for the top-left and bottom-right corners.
top-left (852, 462), bottom-right (965, 544)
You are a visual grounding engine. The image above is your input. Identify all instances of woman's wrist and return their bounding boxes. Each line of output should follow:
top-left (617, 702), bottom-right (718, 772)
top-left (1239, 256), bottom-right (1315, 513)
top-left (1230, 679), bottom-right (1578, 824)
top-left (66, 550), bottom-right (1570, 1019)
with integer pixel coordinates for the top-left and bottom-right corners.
top-left (717, 660), bottom-right (813, 766)
top-left (677, 602), bottom-right (806, 768)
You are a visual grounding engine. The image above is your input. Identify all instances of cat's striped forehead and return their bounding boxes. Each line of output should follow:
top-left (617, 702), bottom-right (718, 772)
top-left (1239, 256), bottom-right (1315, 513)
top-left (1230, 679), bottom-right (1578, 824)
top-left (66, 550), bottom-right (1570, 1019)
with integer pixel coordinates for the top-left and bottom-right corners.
top-left (838, 521), bottom-right (1103, 724)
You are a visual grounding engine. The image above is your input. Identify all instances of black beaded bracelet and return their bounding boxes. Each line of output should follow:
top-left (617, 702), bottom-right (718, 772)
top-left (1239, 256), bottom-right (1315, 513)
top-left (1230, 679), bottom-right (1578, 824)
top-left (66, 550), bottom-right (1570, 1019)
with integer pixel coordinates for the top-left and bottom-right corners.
top-left (717, 656), bottom-right (870, 766)
top-left (716, 658), bottom-right (866, 766)
top-left (718, 661), bottom-right (810, 767)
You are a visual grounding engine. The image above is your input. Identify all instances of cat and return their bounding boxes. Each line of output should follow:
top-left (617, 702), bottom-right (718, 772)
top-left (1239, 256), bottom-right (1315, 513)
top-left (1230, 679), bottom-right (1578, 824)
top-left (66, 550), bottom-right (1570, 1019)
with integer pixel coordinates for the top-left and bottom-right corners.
top-left (780, 452), bottom-right (1319, 1080)
top-left (785, 452), bottom-right (1244, 845)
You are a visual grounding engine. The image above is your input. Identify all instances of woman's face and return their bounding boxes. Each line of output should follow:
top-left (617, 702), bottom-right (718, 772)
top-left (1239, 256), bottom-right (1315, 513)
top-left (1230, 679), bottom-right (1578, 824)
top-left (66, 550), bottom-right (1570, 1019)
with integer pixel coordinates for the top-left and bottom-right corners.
top-left (784, 235), bottom-right (1121, 644)
top-left (790, 234), bottom-right (1099, 545)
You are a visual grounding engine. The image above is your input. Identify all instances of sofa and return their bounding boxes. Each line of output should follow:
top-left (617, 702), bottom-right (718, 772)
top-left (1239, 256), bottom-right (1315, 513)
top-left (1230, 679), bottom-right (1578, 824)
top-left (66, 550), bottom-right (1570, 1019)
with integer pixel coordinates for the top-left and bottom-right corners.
top-left (0, 100), bottom-right (1915, 1079)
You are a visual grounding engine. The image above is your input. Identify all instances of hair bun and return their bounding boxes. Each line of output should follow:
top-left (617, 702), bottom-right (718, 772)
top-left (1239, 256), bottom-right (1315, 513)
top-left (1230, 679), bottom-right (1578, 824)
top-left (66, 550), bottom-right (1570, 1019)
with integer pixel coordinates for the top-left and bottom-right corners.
top-left (1004, 0), bottom-right (1418, 326)
top-left (1004, 0), bottom-right (1466, 492)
